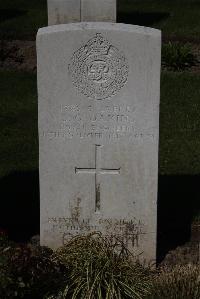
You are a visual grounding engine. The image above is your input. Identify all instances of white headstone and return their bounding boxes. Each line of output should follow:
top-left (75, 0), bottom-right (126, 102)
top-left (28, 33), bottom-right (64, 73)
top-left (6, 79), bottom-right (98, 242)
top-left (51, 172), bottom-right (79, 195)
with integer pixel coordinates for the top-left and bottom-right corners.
top-left (81, 0), bottom-right (116, 22)
top-left (48, 0), bottom-right (81, 25)
top-left (48, 0), bottom-right (116, 25)
top-left (37, 23), bottom-right (161, 263)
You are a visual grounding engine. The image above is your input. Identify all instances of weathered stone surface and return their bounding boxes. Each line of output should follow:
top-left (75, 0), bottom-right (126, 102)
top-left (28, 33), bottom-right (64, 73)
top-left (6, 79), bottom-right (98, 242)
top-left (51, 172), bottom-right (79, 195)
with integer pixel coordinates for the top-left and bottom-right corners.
top-left (37, 23), bottom-right (161, 263)
top-left (81, 0), bottom-right (116, 22)
top-left (48, 0), bottom-right (81, 25)
top-left (47, 0), bottom-right (116, 25)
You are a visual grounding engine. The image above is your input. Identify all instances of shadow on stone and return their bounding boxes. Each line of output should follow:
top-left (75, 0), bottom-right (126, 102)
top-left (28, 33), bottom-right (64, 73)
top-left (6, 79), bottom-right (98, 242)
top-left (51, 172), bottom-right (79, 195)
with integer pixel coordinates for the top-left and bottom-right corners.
top-left (0, 9), bottom-right (27, 24)
top-left (117, 11), bottom-right (170, 26)
top-left (0, 171), bottom-right (199, 262)
top-left (157, 174), bottom-right (200, 264)
top-left (0, 171), bottom-right (39, 242)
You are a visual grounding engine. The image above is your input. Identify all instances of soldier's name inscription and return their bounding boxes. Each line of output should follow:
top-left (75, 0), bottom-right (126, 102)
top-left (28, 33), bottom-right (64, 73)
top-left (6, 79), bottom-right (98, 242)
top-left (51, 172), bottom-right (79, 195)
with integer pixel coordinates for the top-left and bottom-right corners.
top-left (41, 104), bottom-right (155, 140)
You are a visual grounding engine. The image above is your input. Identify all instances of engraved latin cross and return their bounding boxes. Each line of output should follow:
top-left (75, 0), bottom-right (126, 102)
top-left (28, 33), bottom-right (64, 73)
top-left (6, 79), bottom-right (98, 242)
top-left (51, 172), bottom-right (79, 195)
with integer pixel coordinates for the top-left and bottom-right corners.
top-left (75, 145), bottom-right (120, 212)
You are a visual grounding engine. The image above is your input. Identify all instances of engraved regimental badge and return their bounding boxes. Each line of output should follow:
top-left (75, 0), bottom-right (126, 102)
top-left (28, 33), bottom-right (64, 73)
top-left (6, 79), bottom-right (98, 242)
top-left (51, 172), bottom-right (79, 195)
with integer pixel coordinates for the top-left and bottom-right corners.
top-left (69, 33), bottom-right (128, 100)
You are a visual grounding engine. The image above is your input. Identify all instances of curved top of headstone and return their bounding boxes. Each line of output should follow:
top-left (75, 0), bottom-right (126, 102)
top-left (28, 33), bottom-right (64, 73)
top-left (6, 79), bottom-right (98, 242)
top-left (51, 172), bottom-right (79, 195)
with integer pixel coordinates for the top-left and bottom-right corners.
top-left (38, 22), bottom-right (161, 37)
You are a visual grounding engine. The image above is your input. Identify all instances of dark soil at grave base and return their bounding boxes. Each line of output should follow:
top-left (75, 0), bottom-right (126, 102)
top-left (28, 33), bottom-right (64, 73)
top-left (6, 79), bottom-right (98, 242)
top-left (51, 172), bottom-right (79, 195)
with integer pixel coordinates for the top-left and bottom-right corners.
top-left (160, 241), bottom-right (199, 266)
top-left (0, 39), bottom-right (200, 73)
top-left (0, 40), bottom-right (36, 72)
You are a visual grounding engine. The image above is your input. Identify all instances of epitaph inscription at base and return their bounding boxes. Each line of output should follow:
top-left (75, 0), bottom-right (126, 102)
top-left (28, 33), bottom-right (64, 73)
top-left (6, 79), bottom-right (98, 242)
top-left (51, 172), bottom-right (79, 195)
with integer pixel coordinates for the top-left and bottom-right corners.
top-left (37, 23), bottom-right (161, 263)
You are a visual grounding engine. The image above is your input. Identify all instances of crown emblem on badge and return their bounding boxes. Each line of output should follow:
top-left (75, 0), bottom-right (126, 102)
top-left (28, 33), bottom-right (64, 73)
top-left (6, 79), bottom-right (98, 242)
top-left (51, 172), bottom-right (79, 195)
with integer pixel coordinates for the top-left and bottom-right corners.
top-left (69, 33), bottom-right (129, 100)
top-left (85, 33), bottom-right (111, 55)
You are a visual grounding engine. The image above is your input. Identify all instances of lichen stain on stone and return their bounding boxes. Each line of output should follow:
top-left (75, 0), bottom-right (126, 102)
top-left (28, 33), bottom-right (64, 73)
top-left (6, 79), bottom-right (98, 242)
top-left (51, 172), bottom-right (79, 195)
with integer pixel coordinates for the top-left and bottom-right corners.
top-left (70, 197), bottom-right (81, 221)
top-left (95, 184), bottom-right (101, 212)
top-left (55, 8), bottom-right (61, 24)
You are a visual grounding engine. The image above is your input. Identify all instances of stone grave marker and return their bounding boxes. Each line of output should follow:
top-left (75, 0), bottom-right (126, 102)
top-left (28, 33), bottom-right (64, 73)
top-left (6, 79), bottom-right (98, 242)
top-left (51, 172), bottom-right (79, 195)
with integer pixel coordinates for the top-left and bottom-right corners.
top-left (48, 0), bottom-right (116, 25)
top-left (37, 22), bottom-right (161, 262)
top-left (48, 0), bottom-right (81, 25)
top-left (81, 0), bottom-right (116, 22)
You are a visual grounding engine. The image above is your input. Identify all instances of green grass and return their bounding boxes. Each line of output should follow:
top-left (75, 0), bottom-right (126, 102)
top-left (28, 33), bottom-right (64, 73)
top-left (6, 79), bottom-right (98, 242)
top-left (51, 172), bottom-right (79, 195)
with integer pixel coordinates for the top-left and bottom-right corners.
top-left (0, 0), bottom-right (47, 40)
top-left (159, 72), bottom-right (200, 175)
top-left (0, 71), bottom-right (38, 178)
top-left (0, 70), bottom-right (200, 178)
top-left (118, 0), bottom-right (200, 40)
top-left (0, 0), bottom-right (200, 40)
top-left (49, 233), bottom-right (152, 299)
top-left (148, 264), bottom-right (200, 299)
